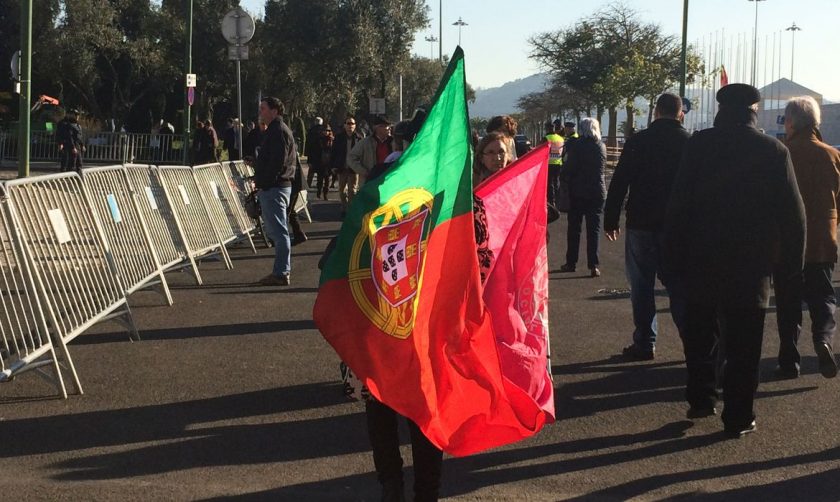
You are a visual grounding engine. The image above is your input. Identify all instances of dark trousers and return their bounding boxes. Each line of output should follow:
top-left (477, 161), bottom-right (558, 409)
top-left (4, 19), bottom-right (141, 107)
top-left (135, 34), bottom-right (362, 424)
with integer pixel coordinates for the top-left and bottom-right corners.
top-left (546, 165), bottom-right (561, 207)
top-left (366, 400), bottom-right (443, 502)
top-left (774, 263), bottom-right (837, 369)
top-left (565, 206), bottom-right (602, 269)
top-left (59, 148), bottom-right (82, 173)
top-left (682, 303), bottom-right (765, 429)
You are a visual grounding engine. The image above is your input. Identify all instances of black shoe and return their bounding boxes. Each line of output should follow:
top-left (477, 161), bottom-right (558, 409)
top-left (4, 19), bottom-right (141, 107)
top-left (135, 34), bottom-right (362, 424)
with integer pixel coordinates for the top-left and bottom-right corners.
top-left (622, 344), bottom-right (654, 361)
top-left (686, 406), bottom-right (717, 419)
top-left (724, 420), bottom-right (757, 439)
top-left (559, 263), bottom-right (576, 273)
top-left (772, 365), bottom-right (800, 380)
top-left (815, 342), bottom-right (838, 379)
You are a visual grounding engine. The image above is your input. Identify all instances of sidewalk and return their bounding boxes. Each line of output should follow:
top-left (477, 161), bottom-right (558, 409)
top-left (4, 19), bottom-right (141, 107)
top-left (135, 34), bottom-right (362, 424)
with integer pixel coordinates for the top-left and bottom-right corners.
top-left (1, 189), bottom-right (839, 501)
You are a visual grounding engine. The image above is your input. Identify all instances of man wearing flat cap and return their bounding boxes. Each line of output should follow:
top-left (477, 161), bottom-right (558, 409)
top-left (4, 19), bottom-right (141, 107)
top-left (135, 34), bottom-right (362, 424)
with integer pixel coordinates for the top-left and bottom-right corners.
top-left (664, 83), bottom-right (806, 439)
top-left (349, 116), bottom-right (393, 203)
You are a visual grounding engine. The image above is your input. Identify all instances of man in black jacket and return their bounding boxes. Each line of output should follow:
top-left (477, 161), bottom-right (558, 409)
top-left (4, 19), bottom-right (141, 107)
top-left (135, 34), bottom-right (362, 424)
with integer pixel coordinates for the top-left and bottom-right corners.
top-left (56, 109), bottom-right (84, 173)
top-left (664, 84), bottom-right (805, 438)
top-left (605, 93), bottom-right (691, 361)
top-left (255, 97), bottom-right (298, 286)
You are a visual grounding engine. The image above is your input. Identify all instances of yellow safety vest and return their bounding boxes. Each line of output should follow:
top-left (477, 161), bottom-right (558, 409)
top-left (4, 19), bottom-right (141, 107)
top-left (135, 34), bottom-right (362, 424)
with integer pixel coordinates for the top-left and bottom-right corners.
top-left (546, 133), bottom-right (564, 166)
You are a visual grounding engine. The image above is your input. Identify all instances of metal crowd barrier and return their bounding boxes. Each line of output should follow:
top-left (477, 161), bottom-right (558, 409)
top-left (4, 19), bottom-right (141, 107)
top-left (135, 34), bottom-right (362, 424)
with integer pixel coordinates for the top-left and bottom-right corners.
top-left (155, 165), bottom-right (233, 270)
top-left (194, 162), bottom-right (256, 253)
top-left (124, 164), bottom-right (202, 284)
top-left (0, 131), bottom-right (186, 164)
top-left (1, 183), bottom-right (71, 398)
top-left (3, 172), bottom-right (141, 393)
top-left (82, 165), bottom-right (173, 304)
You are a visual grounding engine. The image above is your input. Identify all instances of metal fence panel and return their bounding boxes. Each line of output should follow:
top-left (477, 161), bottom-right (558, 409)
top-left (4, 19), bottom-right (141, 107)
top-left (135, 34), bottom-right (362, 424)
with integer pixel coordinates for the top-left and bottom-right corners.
top-left (194, 163), bottom-right (255, 252)
top-left (3, 173), bottom-right (139, 355)
top-left (0, 131), bottom-right (186, 164)
top-left (155, 166), bottom-right (232, 270)
top-left (82, 165), bottom-right (173, 304)
top-left (0, 183), bottom-right (72, 397)
top-left (124, 164), bottom-right (203, 284)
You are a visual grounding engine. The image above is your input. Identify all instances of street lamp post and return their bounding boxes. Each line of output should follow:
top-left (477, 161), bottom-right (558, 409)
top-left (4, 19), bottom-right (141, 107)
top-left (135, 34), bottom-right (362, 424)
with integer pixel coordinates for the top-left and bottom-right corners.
top-left (453, 17), bottom-right (468, 46)
top-left (748, 0), bottom-right (766, 86)
top-left (679, 0), bottom-right (689, 97)
top-left (18, 0), bottom-right (32, 178)
top-left (424, 35), bottom-right (438, 60)
top-left (786, 22), bottom-right (801, 81)
top-left (183, 0), bottom-right (194, 165)
top-left (439, 0), bottom-right (443, 63)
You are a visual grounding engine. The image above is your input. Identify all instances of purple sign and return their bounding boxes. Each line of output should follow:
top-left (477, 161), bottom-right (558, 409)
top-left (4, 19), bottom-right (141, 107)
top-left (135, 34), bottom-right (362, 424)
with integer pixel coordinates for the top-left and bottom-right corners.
top-left (187, 87), bottom-right (195, 106)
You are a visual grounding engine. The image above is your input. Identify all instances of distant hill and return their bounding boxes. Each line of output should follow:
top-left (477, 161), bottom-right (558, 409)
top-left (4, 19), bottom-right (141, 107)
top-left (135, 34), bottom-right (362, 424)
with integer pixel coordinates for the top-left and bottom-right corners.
top-left (468, 73), bottom-right (550, 118)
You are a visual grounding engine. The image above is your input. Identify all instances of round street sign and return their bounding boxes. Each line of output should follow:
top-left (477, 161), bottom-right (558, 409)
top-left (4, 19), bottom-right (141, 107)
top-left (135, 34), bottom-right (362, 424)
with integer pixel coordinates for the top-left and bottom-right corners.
top-left (221, 7), bottom-right (255, 45)
top-left (682, 96), bottom-right (692, 114)
top-left (187, 87), bottom-right (195, 106)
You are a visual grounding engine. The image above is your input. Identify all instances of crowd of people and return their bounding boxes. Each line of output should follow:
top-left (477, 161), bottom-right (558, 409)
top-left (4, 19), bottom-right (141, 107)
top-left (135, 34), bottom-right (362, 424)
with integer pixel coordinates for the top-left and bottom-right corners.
top-left (240, 85), bottom-right (839, 501)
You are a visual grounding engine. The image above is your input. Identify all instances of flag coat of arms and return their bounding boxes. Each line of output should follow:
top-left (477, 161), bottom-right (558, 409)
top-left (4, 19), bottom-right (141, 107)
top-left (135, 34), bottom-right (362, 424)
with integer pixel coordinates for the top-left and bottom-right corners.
top-left (314, 48), bottom-right (549, 456)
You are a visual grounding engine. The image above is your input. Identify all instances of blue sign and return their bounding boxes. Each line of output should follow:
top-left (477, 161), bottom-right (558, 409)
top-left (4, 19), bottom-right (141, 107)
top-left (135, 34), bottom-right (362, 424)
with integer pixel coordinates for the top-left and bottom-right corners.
top-left (776, 115), bottom-right (785, 125)
top-left (682, 97), bottom-right (692, 113)
top-left (106, 194), bottom-right (122, 224)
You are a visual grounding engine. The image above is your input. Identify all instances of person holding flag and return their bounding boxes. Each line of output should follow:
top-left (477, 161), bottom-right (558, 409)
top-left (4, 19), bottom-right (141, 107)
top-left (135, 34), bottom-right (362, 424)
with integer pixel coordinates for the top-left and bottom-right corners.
top-left (314, 48), bottom-right (553, 500)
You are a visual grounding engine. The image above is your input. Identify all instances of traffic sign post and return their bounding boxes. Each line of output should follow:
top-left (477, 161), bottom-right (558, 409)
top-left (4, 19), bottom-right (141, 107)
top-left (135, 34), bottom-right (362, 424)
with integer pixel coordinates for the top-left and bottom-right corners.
top-left (222, 7), bottom-right (255, 161)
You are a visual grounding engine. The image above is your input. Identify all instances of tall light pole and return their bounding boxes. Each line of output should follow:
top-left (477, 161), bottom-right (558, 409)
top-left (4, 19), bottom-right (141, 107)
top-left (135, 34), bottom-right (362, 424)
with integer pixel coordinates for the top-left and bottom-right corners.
top-left (18, 0), bottom-right (32, 177)
top-left (425, 35), bottom-right (438, 60)
top-left (452, 17), bottom-right (468, 46)
top-left (183, 0), bottom-right (194, 165)
top-left (786, 22), bottom-right (802, 81)
top-left (439, 0), bottom-right (443, 63)
top-left (748, 0), bottom-right (766, 86)
top-left (679, 0), bottom-right (689, 97)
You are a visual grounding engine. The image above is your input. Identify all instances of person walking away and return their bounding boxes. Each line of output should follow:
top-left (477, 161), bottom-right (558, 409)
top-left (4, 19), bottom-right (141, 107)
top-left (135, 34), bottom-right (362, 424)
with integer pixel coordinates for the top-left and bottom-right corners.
top-left (56, 109), bottom-right (84, 173)
top-left (305, 117), bottom-right (325, 187)
top-left (773, 95), bottom-right (840, 380)
top-left (664, 84), bottom-right (805, 438)
top-left (331, 115), bottom-right (365, 217)
top-left (559, 118), bottom-right (606, 278)
top-left (205, 120), bottom-right (220, 161)
top-left (315, 125), bottom-right (335, 200)
top-left (254, 97), bottom-right (297, 286)
top-left (604, 93), bottom-right (691, 360)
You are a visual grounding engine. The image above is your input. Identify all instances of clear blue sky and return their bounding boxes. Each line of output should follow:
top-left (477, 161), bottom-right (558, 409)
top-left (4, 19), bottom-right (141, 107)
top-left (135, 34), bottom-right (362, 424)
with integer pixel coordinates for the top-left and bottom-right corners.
top-left (240, 0), bottom-right (839, 101)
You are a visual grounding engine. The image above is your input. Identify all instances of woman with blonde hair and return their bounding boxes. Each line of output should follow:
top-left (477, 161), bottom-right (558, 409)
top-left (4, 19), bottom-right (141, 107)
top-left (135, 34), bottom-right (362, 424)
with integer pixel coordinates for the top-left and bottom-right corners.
top-left (559, 117), bottom-right (607, 277)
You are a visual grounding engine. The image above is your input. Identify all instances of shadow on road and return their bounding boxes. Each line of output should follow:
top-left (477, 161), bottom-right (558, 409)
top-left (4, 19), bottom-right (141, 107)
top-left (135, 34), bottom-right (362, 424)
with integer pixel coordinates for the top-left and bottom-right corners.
top-left (72, 320), bottom-right (317, 345)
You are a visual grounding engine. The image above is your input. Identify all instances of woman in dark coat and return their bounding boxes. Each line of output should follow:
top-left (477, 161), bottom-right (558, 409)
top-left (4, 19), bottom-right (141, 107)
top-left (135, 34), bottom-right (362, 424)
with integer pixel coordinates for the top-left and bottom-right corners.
top-left (560, 117), bottom-right (606, 277)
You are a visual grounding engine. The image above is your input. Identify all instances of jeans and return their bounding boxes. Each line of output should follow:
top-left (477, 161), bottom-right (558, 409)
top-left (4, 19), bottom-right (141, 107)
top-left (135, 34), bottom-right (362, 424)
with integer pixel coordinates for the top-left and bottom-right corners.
top-left (682, 303), bottom-right (765, 429)
top-left (366, 400), bottom-right (443, 502)
top-left (566, 205), bottom-right (602, 269)
top-left (257, 186), bottom-right (292, 277)
top-left (625, 229), bottom-right (688, 350)
top-left (774, 262), bottom-right (837, 369)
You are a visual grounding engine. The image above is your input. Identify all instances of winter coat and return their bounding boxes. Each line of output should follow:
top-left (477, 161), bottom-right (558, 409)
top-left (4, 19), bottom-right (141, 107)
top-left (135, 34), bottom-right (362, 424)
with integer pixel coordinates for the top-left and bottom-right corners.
top-left (604, 119), bottom-right (690, 232)
top-left (786, 128), bottom-right (840, 263)
top-left (254, 117), bottom-right (297, 190)
top-left (564, 136), bottom-right (606, 211)
top-left (664, 107), bottom-right (805, 308)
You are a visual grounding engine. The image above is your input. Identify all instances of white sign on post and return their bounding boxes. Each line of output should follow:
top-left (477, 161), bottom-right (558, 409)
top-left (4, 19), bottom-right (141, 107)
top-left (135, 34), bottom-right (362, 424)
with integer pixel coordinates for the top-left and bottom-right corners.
top-left (186, 73), bottom-right (197, 88)
top-left (369, 97), bottom-right (386, 115)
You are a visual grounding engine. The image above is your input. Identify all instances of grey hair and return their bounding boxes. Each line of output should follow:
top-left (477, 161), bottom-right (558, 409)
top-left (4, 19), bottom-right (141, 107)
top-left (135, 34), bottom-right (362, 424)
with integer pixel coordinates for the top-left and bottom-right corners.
top-left (579, 118), bottom-right (602, 142)
top-left (785, 96), bottom-right (821, 132)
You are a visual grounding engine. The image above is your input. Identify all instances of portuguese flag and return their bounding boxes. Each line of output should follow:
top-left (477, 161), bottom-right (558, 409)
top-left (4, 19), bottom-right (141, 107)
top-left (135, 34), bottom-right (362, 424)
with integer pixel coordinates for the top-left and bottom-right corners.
top-left (313, 48), bottom-right (546, 456)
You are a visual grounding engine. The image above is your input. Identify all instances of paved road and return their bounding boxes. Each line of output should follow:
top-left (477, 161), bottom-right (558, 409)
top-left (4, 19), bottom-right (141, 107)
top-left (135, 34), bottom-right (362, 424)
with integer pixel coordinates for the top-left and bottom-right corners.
top-left (2, 179), bottom-right (840, 501)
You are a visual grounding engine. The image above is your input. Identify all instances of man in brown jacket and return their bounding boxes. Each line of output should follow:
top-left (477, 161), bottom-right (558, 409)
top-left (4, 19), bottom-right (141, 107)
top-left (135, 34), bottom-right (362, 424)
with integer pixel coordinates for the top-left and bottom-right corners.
top-left (774, 96), bottom-right (840, 379)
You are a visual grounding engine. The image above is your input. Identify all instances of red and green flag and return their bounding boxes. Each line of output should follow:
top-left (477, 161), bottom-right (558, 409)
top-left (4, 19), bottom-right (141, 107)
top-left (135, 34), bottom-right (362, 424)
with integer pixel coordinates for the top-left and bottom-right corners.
top-left (313, 48), bottom-right (546, 456)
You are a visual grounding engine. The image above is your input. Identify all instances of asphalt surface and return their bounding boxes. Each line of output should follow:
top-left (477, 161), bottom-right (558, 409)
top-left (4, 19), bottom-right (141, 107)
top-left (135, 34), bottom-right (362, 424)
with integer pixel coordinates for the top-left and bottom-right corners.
top-left (2, 167), bottom-right (840, 501)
